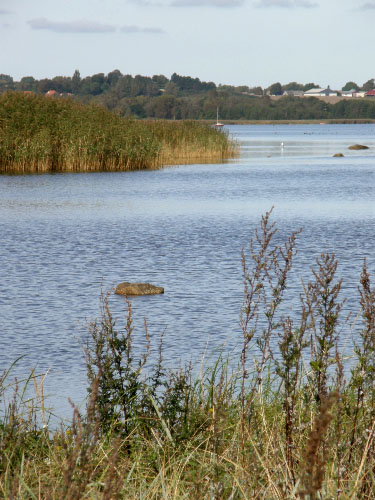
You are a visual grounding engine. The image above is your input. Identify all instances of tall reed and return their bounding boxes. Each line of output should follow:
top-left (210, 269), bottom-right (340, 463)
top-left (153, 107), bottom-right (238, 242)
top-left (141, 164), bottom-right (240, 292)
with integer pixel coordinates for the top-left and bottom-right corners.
top-left (0, 92), bottom-right (236, 174)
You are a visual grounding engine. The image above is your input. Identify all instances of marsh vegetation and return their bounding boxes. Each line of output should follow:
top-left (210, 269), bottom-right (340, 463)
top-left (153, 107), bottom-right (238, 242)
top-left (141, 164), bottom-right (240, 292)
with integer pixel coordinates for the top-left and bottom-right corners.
top-left (0, 92), bottom-right (236, 174)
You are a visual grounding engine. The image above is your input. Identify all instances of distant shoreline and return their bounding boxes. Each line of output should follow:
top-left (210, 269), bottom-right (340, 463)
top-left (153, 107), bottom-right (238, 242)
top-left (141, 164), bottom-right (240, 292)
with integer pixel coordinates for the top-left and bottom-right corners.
top-left (202, 119), bottom-right (375, 125)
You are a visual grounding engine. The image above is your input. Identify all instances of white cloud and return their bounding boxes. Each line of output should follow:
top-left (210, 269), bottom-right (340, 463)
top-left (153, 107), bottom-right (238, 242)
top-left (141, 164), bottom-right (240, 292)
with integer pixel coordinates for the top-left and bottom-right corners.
top-left (171, 0), bottom-right (244, 5)
top-left (27, 18), bottom-right (165, 35)
top-left (0, 9), bottom-right (11, 15)
top-left (255, 0), bottom-right (318, 7)
top-left (128, 0), bottom-right (163, 6)
top-left (28, 18), bottom-right (116, 33)
top-left (120, 25), bottom-right (165, 33)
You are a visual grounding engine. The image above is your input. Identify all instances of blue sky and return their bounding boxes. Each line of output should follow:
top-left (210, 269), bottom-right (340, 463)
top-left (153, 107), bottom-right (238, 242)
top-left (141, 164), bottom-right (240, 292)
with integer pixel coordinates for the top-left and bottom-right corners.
top-left (1, 0), bottom-right (374, 89)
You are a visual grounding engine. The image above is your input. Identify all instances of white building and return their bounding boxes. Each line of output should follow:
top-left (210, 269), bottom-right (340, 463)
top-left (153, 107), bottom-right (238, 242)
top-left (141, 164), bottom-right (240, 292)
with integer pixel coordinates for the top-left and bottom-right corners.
top-left (304, 86), bottom-right (338, 97)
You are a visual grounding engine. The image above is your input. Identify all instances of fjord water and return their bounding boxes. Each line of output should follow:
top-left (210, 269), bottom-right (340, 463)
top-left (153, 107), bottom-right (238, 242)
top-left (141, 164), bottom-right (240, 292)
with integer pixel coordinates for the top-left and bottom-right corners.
top-left (1, 124), bottom-right (375, 419)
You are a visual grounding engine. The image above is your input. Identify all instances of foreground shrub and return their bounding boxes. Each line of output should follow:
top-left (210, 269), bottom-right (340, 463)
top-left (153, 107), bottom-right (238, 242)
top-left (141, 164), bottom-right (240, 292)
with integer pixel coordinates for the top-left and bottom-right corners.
top-left (2, 210), bottom-right (375, 498)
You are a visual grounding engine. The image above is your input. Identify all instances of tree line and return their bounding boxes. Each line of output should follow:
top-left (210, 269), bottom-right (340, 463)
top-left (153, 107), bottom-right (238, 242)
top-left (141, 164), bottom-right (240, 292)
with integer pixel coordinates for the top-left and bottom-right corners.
top-left (1, 70), bottom-right (375, 120)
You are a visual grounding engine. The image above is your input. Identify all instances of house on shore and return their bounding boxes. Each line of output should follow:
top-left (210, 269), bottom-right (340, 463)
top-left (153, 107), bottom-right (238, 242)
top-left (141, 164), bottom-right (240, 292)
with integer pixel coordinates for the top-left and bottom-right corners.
top-left (304, 86), bottom-right (338, 97)
top-left (341, 89), bottom-right (357, 97)
top-left (366, 89), bottom-right (375, 97)
top-left (283, 90), bottom-right (304, 97)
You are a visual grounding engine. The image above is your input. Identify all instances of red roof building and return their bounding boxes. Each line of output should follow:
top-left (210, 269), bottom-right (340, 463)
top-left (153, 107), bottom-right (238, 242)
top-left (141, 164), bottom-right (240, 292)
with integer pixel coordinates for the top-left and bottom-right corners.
top-left (366, 89), bottom-right (375, 97)
top-left (45, 90), bottom-right (57, 97)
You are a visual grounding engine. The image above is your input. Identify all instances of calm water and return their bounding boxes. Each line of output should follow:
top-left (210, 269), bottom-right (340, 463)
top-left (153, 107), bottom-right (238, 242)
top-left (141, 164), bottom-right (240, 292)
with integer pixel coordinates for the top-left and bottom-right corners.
top-left (1, 124), bottom-right (375, 419)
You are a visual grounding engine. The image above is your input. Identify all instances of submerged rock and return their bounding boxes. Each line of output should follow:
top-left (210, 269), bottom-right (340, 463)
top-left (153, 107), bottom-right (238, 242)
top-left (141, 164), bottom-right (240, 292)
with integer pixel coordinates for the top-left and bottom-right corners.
top-left (115, 282), bottom-right (164, 296)
top-left (348, 144), bottom-right (369, 150)
top-left (333, 153), bottom-right (344, 157)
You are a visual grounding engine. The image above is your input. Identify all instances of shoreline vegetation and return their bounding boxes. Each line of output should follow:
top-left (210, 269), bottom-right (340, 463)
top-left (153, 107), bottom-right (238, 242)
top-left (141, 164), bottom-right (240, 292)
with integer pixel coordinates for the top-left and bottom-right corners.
top-left (0, 93), bottom-right (237, 175)
top-left (3, 211), bottom-right (375, 498)
top-left (3, 71), bottom-right (375, 121)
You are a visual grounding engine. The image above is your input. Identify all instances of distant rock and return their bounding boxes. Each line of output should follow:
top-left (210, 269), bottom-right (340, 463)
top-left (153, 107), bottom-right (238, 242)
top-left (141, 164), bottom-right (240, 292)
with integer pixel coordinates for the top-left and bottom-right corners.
top-left (348, 144), bottom-right (369, 150)
top-left (115, 282), bottom-right (164, 296)
top-left (333, 153), bottom-right (344, 157)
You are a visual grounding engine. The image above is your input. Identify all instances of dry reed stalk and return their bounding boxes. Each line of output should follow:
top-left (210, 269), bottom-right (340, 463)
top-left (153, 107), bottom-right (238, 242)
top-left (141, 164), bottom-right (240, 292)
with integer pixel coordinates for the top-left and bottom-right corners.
top-left (299, 392), bottom-right (338, 499)
top-left (31, 370), bottom-right (48, 427)
top-left (349, 420), bottom-right (375, 500)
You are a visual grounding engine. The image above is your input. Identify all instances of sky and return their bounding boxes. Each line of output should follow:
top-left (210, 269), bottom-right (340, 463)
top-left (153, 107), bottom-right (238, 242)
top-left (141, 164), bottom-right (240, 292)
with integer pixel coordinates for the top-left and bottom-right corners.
top-left (0, 0), bottom-right (374, 89)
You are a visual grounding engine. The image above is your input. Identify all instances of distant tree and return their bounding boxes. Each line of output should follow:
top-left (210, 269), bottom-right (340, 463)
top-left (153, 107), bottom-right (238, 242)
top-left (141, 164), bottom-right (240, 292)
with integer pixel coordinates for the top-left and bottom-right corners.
top-left (79, 76), bottom-right (93, 95)
top-left (0, 74), bottom-right (14, 92)
top-left (114, 75), bottom-right (133, 99)
top-left (106, 69), bottom-right (122, 87)
top-left (132, 75), bottom-right (159, 97)
top-left (92, 73), bottom-right (107, 94)
top-left (164, 81), bottom-right (179, 96)
top-left (37, 78), bottom-right (55, 94)
top-left (362, 79), bottom-right (375, 91)
top-left (79, 73), bottom-right (106, 95)
top-left (282, 81), bottom-right (304, 91)
top-left (171, 73), bottom-right (215, 94)
top-left (236, 85), bottom-right (251, 93)
top-left (19, 76), bottom-right (36, 92)
top-left (342, 81), bottom-right (359, 91)
top-left (303, 82), bottom-right (320, 91)
top-left (152, 74), bottom-right (168, 89)
top-left (249, 86), bottom-right (263, 96)
top-left (150, 95), bottom-right (178, 119)
top-left (52, 76), bottom-right (72, 93)
top-left (71, 69), bottom-right (81, 94)
top-left (268, 82), bottom-right (282, 95)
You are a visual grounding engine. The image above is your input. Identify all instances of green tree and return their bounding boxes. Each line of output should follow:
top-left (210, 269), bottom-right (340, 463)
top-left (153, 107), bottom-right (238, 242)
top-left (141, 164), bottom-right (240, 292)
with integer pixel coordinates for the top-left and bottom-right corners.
top-left (0, 74), bottom-right (14, 93)
top-left (164, 81), bottom-right (178, 96)
top-left (282, 81), bottom-right (304, 91)
top-left (150, 95), bottom-right (178, 119)
top-left (362, 79), bottom-right (375, 91)
top-left (18, 76), bottom-right (36, 92)
top-left (106, 69), bottom-right (122, 87)
top-left (342, 81), bottom-right (359, 91)
top-left (303, 82), bottom-right (320, 91)
top-left (52, 76), bottom-right (72, 93)
top-left (152, 74), bottom-right (168, 89)
top-left (37, 78), bottom-right (55, 93)
top-left (249, 86), bottom-right (263, 96)
top-left (171, 73), bottom-right (215, 95)
top-left (72, 69), bottom-right (81, 94)
top-left (268, 82), bottom-right (282, 95)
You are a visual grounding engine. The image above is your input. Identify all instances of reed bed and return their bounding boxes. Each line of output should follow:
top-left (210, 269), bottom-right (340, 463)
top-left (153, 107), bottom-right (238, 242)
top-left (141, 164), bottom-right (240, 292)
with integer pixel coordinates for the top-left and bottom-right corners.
top-left (2, 210), bottom-right (375, 499)
top-left (0, 92), bottom-right (236, 174)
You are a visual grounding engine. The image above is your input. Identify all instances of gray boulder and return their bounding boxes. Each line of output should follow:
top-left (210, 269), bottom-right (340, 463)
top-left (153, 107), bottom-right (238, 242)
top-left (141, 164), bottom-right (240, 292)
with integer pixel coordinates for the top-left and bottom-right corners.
top-left (115, 282), bottom-right (164, 296)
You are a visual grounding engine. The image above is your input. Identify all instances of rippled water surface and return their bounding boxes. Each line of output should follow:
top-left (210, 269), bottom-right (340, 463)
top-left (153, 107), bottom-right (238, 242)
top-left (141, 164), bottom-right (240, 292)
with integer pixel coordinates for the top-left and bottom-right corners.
top-left (1, 124), bottom-right (375, 418)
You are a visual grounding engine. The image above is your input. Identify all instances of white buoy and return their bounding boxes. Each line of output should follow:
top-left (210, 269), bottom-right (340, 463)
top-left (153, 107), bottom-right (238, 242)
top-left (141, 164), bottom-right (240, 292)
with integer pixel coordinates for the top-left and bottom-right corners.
top-left (281, 142), bottom-right (284, 148)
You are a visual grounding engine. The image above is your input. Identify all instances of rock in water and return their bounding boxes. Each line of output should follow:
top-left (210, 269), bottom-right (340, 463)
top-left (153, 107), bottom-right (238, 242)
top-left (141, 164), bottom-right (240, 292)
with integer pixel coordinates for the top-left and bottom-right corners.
top-left (115, 282), bottom-right (164, 296)
top-left (333, 153), bottom-right (344, 157)
top-left (348, 144), bottom-right (369, 150)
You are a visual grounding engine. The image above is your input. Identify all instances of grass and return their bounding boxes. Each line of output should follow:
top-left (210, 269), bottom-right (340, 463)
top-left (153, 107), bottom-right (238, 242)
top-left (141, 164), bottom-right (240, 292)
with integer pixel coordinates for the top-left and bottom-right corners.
top-left (0, 92), bottom-right (237, 174)
top-left (2, 210), bottom-right (375, 498)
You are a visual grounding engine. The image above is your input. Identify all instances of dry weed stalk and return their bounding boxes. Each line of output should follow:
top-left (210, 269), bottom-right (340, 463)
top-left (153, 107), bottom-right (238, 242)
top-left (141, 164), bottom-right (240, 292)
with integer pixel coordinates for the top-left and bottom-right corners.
top-left (240, 208), bottom-right (301, 451)
top-left (299, 392), bottom-right (338, 499)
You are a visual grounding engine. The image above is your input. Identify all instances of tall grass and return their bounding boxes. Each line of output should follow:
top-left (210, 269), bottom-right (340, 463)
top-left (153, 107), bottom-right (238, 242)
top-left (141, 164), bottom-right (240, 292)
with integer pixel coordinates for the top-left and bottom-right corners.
top-left (3, 211), bottom-right (375, 498)
top-left (0, 92), bottom-right (236, 174)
